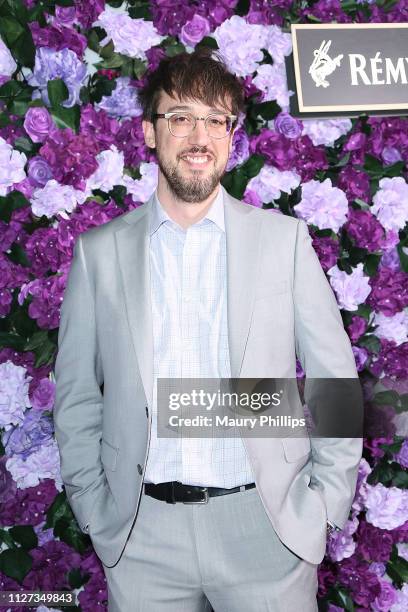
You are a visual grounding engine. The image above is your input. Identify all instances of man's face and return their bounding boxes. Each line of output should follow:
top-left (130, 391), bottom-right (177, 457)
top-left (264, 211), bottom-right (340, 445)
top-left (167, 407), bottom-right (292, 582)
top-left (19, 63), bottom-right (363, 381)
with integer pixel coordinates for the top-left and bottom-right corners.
top-left (142, 91), bottom-right (236, 203)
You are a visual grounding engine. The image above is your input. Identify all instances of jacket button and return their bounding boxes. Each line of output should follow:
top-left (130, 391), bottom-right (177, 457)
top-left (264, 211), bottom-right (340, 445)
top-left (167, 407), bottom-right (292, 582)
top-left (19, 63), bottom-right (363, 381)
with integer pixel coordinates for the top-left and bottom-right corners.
top-left (137, 464), bottom-right (143, 475)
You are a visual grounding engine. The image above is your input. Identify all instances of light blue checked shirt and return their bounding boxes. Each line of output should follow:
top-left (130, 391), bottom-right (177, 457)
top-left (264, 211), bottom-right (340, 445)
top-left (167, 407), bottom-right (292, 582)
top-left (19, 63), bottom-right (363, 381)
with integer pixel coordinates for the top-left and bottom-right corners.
top-left (144, 185), bottom-right (255, 487)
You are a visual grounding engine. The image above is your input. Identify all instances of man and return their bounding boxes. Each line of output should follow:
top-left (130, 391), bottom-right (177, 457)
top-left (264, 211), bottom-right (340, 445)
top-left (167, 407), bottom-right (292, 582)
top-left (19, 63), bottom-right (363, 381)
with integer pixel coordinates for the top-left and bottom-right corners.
top-left (54, 47), bottom-right (362, 611)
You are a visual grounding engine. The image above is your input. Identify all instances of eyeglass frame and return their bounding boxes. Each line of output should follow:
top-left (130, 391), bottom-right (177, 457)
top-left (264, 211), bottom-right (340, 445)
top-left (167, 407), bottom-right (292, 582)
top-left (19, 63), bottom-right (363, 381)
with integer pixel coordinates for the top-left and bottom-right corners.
top-left (152, 111), bottom-right (238, 139)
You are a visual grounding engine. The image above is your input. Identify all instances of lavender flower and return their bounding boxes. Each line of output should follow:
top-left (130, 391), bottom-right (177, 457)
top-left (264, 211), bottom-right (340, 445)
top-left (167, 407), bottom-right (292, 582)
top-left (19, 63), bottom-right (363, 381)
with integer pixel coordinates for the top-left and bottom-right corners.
top-left (226, 127), bottom-right (250, 171)
top-left (245, 164), bottom-right (300, 204)
top-left (30, 179), bottom-right (90, 219)
top-left (294, 178), bottom-right (348, 232)
top-left (0, 360), bottom-right (32, 430)
top-left (28, 47), bottom-right (87, 108)
top-left (301, 118), bottom-right (352, 147)
top-left (0, 35), bottom-right (17, 79)
top-left (95, 76), bottom-right (142, 118)
top-left (273, 112), bottom-right (303, 140)
top-left (122, 162), bottom-right (158, 203)
top-left (23, 107), bottom-right (54, 143)
top-left (253, 62), bottom-right (292, 111)
top-left (93, 7), bottom-right (163, 60)
top-left (372, 177), bottom-right (408, 232)
top-left (27, 156), bottom-right (54, 188)
top-left (212, 16), bottom-right (268, 77)
top-left (180, 15), bottom-right (211, 47)
top-left (365, 482), bottom-right (408, 530)
top-left (86, 145), bottom-right (124, 193)
top-left (0, 136), bottom-right (27, 196)
top-left (327, 263), bottom-right (372, 311)
top-left (5, 438), bottom-right (63, 490)
top-left (373, 311), bottom-right (408, 346)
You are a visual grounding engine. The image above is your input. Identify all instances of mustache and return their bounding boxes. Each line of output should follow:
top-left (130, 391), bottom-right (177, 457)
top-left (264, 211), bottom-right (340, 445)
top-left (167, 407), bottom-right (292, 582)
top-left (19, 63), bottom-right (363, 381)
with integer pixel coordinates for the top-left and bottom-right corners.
top-left (180, 147), bottom-right (214, 157)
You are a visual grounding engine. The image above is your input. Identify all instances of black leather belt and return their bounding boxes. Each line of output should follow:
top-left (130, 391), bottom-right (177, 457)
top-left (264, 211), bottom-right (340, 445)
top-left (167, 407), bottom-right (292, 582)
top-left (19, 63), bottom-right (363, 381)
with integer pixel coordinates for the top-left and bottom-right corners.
top-left (144, 481), bottom-right (256, 504)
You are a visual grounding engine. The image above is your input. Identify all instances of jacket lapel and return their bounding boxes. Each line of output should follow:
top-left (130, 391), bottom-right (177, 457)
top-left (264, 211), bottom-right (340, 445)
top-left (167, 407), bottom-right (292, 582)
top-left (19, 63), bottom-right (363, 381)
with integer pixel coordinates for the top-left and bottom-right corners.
top-left (114, 189), bottom-right (262, 408)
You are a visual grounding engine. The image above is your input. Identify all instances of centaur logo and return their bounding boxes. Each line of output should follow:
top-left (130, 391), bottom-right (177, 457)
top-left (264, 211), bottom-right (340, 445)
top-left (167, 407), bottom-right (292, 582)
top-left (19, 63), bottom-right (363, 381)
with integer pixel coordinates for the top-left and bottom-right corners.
top-left (309, 40), bottom-right (343, 88)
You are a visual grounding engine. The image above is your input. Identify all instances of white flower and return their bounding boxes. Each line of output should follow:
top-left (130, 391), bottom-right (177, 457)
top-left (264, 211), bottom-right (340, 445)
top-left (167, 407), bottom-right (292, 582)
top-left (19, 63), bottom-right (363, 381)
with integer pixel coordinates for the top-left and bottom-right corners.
top-left (246, 165), bottom-right (300, 203)
top-left (0, 136), bottom-right (27, 195)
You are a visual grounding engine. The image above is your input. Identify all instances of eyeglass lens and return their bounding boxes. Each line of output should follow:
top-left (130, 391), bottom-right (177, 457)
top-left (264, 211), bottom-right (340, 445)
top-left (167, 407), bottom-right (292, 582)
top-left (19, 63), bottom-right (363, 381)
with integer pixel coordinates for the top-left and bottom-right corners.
top-left (168, 113), bottom-right (232, 138)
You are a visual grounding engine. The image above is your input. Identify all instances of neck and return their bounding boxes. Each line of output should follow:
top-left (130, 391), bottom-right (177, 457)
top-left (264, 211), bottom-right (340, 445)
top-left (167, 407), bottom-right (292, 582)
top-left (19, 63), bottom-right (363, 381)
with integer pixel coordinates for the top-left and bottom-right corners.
top-left (156, 176), bottom-right (220, 230)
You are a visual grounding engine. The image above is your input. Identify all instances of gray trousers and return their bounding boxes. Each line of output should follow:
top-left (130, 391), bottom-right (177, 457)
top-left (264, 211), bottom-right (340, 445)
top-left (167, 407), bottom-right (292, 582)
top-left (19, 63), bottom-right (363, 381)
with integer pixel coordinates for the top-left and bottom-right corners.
top-left (102, 485), bottom-right (319, 611)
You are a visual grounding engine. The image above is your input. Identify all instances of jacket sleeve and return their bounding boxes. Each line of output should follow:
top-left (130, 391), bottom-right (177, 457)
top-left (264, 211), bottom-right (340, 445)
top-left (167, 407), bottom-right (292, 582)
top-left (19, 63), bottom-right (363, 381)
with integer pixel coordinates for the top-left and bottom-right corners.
top-left (293, 219), bottom-right (363, 530)
top-left (53, 233), bottom-right (105, 533)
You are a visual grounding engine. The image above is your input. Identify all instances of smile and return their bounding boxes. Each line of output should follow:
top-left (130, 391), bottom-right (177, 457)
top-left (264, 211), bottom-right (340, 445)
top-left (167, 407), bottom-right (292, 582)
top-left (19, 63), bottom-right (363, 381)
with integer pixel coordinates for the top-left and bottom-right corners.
top-left (181, 155), bottom-right (213, 167)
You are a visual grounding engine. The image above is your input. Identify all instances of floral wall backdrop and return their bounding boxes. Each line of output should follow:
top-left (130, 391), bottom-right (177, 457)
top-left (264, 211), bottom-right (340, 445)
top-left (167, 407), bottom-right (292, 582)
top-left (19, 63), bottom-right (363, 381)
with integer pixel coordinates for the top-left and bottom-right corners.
top-left (0, 1), bottom-right (407, 611)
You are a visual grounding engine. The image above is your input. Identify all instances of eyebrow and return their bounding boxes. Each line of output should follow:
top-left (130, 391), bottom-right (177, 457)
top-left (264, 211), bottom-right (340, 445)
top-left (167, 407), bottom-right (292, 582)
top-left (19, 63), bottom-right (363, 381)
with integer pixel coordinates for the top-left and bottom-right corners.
top-left (166, 105), bottom-right (230, 114)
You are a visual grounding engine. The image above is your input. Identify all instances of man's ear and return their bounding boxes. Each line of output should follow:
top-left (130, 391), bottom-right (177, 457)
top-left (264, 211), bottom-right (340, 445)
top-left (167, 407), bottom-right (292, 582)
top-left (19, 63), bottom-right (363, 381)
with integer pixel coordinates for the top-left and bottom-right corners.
top-left (142, 118), bottom-right (156, 149)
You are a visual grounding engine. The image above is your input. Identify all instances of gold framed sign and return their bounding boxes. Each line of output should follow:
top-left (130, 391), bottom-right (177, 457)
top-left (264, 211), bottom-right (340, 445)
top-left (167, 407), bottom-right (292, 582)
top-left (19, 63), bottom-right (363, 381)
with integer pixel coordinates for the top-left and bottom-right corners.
top-left (286, 23), bottom-right (408, 118)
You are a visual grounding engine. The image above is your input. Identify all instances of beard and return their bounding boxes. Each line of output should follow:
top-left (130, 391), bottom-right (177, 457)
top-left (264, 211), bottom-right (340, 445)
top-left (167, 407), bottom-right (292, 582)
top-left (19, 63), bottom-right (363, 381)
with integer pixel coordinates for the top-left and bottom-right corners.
top-left (155, 146), bottom-right (226, 203)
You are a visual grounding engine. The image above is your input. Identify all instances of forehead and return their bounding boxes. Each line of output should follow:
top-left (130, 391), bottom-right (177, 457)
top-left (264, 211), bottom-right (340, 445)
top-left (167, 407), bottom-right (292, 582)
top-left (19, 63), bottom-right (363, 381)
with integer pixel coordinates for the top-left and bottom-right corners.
top-left (156, 90), bottom-right (232, 113)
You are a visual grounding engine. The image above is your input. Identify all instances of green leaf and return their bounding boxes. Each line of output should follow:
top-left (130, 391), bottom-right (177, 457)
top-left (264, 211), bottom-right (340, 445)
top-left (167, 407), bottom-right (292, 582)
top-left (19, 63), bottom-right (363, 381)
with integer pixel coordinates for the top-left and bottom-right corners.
top-left (13, 136), bottom-right (35, 155)
top-left (0, 16), bottom-right (25, 45)
top-left (54, 517), bottom-right (91, 554)
top-left (9, 526), bottom-right (38, 551)
top-left (392, 471), bottom-right (408, 488)
top-left (48, 79), bottom-right (69, 107)
top-left (357, 334), bottom-right (381, 354)
top-left (397, 242), bottom-right (408, 273)
top-left (251, 100), bottom-right (281, 121)
top-left (24, 330), bottom-right (49, 350)
top-left (363, 253), bottom-right (381, 277)
top-left (95, 52), bottom-right (125, 69)
top-left (68, 567), bottom-right (89, 589)
top-left (0, 548), bottom-right (33, 583)
top-left (0, 332), bottom-right (26, 351)
top-left (196, 36), bottom-right (219, 50)
top-left (44, 490), bottom-right (71, 530)
top-left (373, 390), bottom-right (400, 407)
top-left (241, 154), bottom-right (264, 179)
top-left (50, 105), bottom-right (80, 132)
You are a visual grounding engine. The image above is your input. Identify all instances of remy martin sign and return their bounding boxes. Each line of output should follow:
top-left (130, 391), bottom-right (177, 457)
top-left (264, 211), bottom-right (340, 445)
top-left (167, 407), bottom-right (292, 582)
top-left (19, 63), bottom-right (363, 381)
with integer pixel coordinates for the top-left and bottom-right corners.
top-left (286, 23), bottom-right (408, 118)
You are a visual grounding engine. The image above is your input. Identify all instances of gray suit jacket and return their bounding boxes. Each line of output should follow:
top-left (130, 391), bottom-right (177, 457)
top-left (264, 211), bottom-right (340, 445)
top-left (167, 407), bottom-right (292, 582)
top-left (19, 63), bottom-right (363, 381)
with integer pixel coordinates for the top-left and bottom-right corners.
top-left (53, 187), bottom-right (362, 567)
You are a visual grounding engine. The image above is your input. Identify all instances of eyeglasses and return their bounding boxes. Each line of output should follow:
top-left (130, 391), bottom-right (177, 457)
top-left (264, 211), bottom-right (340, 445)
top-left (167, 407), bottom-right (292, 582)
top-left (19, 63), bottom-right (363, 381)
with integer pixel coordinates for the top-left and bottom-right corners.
top-left (153, 112), bottom-right (237, 139)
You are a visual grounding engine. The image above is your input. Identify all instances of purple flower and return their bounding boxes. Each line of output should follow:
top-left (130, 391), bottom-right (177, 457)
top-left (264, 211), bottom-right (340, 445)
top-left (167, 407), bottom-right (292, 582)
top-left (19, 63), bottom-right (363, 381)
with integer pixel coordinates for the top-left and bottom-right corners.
top-left (382, 145), bottom-right (402, 165)
top-left (180, 14), bottom-right (211, 47)
top-left (311, 234), bottom-right (339, 272)
top-left (352, 345), bottom-right (369, 371)
top-left (31, 377), bottom-right (55, 412)
top-left (345, 209), bottom-right (385, 252)
top-left (29, 21), bottom-right (87, 58)
top-left (273, 112), bottom-right (302, 140)
top-left (372, 579), bottom-right (398, 612)
top-left (337, 555), bottom-right (381, 607)
top-left (348, 315), bottom-right (367, 343)
top-left (367, 267), bottom-right (408, 317)
top-left (2, 409), bottom-right (53, 459)
top-left (357, 520), bottom-right (394, 562)
top-left (365, 483), bottom-right (408, 530)
top-left (394, 439), bottom-right (408, 469)
top-left (337, 167), bottom-right (370, 203)
top-left (24, 107), bottom-right (54, 144)
top-left (226, 128), bottom-right (250, 171)
top-left (27, 156), bottom-right (54, 188)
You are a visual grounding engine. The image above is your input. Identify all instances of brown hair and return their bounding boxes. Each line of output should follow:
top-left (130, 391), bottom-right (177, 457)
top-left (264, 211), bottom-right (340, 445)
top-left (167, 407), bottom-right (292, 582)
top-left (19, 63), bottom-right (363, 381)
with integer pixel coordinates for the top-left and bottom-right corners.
top-left (138, 47), bottom-right (245, 123)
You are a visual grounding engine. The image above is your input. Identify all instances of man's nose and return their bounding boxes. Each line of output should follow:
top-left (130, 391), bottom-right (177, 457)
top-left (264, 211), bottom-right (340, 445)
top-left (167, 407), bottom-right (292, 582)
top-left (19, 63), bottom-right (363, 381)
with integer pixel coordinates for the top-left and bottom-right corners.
top-left (187, 118), bottom-right (210, 147)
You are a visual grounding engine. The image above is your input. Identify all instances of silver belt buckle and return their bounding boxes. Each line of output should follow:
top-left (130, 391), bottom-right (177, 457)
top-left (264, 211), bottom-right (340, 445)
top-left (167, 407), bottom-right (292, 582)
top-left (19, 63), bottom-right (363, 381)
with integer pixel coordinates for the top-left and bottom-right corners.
top-left (183, 487), bottom-right (209, 504)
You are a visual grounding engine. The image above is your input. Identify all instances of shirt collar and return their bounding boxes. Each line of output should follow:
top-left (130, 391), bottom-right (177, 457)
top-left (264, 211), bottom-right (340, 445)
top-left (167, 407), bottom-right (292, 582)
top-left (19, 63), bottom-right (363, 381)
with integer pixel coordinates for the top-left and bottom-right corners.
top-left (149, 185), bottom-right (225, 236)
